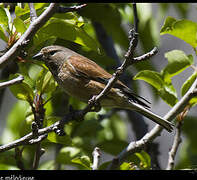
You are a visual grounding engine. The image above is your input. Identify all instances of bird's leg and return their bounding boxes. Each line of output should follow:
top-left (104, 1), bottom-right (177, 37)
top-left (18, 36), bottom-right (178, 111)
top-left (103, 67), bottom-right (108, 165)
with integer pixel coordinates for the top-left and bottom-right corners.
top-left (88, 95), bottom-right (101, 112)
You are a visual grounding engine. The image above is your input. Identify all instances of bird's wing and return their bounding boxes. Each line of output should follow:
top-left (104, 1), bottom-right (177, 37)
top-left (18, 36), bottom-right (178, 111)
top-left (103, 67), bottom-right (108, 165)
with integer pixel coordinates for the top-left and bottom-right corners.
top-left (67, 55), bottom-right (150, 108)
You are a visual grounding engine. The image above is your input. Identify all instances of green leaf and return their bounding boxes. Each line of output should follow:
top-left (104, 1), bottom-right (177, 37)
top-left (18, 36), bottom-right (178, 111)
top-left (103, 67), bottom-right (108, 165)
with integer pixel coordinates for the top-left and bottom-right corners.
top-left (96, 139), bottom-right (128, 155)
top-left (34, 18), bottom-right (100, 52)
top-left (160, 17), bottom-right (197, 48)
top-left (0, 7), bottom-right (8, 28)
top-left (72, 118), bottom-right (102, 138)
top-left (13, 17), bottom-right (27, 34)
top-left (15, 3), bottom-right (47, 19)
top-left (56, 147), bottom-right (81, 164)
top-left (71, 155), bottom-right (92, 170)
top-left (133, 70), bottom-right (164, 90)
top-left (1, 100), bottom-right (30, 142)
top-left (134, 70), bottom-right (178, 106)
top-left (9, 74), bottom-right (34, 104)
top-left (135, 150), bottom-right (151, 170)
top-left (181, 72), bottom-right (197, 105)
top-left (0, 164), bottom-right (19, 170)
top-left (38, 160), bottom-right (55, 170)
top-left (162, 50), bottom-right (193, 83)
top-left (181, 72), bottom-right (197, 96)
top-left (158, 84), bottom-right (178, 106)
top-left (80, 4), bottom-right (128, 49)
top-left (0, 25), bottom-right (7, 42)
top-left (18, 63), bottom-right (34, 88)
top-left (36, 69), bottom-right (57, 95)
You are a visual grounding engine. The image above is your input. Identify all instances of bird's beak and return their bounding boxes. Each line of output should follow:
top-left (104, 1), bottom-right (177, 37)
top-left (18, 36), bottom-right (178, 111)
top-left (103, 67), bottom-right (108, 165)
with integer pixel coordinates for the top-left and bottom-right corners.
top-left (32, 52), bottom-right (43, 60)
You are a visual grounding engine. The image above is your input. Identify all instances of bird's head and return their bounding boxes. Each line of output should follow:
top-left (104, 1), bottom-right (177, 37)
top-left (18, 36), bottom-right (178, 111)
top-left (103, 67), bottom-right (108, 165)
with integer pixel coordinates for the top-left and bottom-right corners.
top-left (32, 45), bottom-right (76, 73)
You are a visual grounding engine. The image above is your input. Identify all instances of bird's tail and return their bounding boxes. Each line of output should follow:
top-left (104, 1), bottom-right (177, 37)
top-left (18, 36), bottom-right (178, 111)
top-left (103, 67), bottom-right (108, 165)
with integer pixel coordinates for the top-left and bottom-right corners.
top-left (127, 102), bottom-right (174, 132)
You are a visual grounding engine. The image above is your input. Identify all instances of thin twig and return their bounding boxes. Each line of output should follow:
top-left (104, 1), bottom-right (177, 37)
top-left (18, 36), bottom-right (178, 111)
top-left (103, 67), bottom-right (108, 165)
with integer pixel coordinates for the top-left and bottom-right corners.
top-left (91, 147), bottom-right (101, 170)
top-left (166, 121), bottom-right (182, 170)
top-left (133, 47), bottom-right (158, 63)
top-left (57, 4), bottom-right (87, 13)
top-left (28, 3), bottom-right (37, 23)
top-left (132, 3), bottom-right (139, 33)
top-left (0, 75), bottom-right (24, 89)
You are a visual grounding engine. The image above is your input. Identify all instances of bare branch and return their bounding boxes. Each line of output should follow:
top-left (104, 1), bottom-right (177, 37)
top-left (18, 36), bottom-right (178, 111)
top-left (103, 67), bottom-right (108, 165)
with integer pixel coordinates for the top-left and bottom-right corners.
top-left (28, 3), bottom-right (37, 23)
top-left (166, 122), bottom-right (182, 170)
top-left (57, 4), bottom-right (87, 13)
top-left (0, 75), bottom-right (24, 89)
top-left (133, 47), bottom-right (158, 63)
top-left (91, 147), bottom-right (101, 170)
top-left (107, 77), bottom-right (197, 170)
top-left (0, 3), bottom-right (59, 68)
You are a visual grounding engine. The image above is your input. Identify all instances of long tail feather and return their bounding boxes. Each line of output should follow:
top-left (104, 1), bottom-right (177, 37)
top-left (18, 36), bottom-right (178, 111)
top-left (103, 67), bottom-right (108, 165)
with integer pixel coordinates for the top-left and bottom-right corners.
top-left (127, 101), bottom-right (174, 132)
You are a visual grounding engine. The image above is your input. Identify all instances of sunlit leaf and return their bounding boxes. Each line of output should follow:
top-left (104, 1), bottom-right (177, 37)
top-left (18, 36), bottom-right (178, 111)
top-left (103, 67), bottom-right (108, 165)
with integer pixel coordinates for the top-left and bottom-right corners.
top-left (34, 18), bottom-right (100, 52)
top-left (160, 17), bottom-right (197, 48)
top-left (13, 17), bottom-right (27, 34)
top-left (135, 150), bottom-right (151, 170)
top-left (0, 25), bottom-right (7, 42)
top-left (72, 155), bottom-right (91, 169)
top-left (0, 7), bottom-right (8, 28)
top-left (162, 50), bottom-right (193, 83)
top-left (134, 70), bottom-right (164, 90)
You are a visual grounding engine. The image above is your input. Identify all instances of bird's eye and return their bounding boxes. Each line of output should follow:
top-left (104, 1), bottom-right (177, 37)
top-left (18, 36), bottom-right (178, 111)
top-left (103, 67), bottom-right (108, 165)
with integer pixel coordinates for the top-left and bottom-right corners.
top-left (49, 51), bottom-right (57, 56)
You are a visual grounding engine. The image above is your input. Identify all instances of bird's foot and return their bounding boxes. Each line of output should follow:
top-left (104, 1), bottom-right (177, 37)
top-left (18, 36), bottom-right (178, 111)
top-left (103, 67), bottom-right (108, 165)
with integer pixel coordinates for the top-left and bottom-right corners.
top-left (88, 95), bottom-right (101, 112)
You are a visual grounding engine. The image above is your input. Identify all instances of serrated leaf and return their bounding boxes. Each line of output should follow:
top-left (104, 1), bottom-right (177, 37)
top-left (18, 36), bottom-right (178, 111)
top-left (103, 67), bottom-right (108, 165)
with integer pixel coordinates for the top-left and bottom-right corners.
top-left (162, 50), bottom-right (193, 83)
top-left (71, 155), bottom-right (91, 169)
top-left (13, 17), bottom-right (27, 34)
top-left (160, 17), bottom-right (197, 48)
top-left (56, 147), bottom-right (81, 164)
top-left (9, 74), bottom-right (34, 104)
top-left (134, 70), bottom-right (164, 90)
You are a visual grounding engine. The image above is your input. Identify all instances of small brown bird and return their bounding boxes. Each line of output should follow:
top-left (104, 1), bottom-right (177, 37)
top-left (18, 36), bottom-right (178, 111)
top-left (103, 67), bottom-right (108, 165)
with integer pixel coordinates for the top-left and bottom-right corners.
top-left (33, 45), bottom-right (173, 132)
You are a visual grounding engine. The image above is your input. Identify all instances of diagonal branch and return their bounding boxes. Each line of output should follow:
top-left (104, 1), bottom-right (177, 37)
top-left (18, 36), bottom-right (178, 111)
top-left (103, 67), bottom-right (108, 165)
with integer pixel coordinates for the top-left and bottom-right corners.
top-left (0, 3), bottom-right (59, 68)
top-left (107, 77), bottom-right (197, 170)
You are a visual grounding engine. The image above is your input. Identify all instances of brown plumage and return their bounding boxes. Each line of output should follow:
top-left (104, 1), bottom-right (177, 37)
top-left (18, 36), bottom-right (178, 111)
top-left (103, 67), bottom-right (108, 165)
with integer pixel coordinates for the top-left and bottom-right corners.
top-left (32, 45), bottom-right (174, 132)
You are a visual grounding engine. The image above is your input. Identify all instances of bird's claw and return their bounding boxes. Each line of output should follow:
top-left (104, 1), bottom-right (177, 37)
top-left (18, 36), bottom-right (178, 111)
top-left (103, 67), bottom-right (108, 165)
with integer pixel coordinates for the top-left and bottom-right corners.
top-left (88, 95), bottom-right (101, 112)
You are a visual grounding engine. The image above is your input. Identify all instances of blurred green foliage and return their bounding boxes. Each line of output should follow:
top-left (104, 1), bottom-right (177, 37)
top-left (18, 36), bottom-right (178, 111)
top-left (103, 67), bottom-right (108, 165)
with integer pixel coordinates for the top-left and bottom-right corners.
top-left (0, 3), bottom-right (196, 170)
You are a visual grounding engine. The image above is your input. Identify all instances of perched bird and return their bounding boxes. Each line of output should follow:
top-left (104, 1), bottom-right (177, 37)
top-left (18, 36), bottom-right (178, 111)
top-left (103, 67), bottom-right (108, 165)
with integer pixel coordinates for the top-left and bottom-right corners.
top-left (33, 45), bottom-right (174, 132)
